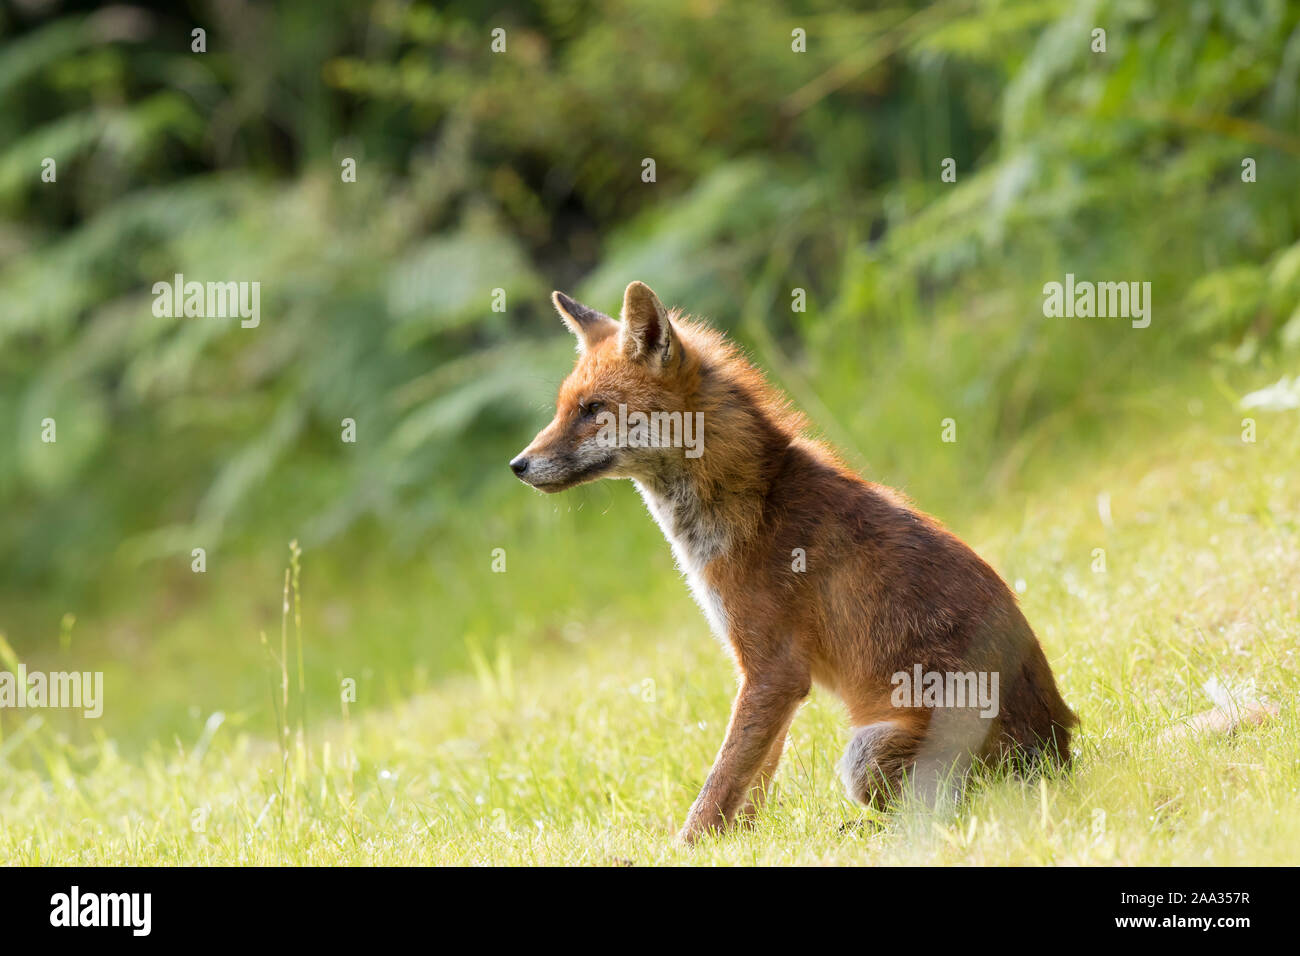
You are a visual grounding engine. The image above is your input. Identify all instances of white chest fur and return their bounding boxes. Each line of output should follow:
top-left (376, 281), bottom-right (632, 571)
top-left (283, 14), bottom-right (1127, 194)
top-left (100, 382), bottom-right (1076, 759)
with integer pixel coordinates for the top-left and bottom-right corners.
top-left (633, 479), bottom-right (731, 642)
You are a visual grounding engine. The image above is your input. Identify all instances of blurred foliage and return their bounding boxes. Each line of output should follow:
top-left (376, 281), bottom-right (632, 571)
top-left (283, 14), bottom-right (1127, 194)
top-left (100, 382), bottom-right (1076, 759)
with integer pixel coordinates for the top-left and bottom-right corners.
top-left (1, 0), bottom-right (1298, 609)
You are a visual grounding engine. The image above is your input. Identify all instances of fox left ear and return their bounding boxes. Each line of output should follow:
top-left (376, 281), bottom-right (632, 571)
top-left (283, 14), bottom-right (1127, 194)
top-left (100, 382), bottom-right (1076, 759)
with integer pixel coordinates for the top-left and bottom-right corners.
top-left (620, 281), bottom-right (680, 370)
top-left (553, 291), bottom-right (617, 353)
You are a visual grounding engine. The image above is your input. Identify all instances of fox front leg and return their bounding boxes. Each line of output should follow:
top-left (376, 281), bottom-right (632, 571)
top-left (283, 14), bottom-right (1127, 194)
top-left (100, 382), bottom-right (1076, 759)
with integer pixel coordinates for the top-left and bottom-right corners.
top-left (677, 675), bottom-right (807, 844)
top-left (737, 713), bottom-right (795, 825)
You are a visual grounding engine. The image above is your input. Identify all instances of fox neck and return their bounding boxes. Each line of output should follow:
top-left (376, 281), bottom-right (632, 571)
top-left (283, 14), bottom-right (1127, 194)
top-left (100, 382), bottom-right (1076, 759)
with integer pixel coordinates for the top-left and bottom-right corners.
top-left (625, 340), bottom-right (796, 642)
top-left (632, 398), bottom-right (788, 577)
top-left (633, 468), bottom-right (740, 643)
top-left (634, 471), bottom-right (740, 571)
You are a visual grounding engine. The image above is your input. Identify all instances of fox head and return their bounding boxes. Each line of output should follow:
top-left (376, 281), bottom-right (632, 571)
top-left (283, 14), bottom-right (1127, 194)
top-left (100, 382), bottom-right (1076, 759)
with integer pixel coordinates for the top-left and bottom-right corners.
top-left (510, 281), bottom-right (700, 492)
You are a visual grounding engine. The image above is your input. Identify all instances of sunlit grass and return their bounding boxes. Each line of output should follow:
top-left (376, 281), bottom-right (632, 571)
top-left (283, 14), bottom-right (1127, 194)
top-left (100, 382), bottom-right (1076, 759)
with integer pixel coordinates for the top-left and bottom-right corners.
top-left (1, 390), bottom-right (1296, 864)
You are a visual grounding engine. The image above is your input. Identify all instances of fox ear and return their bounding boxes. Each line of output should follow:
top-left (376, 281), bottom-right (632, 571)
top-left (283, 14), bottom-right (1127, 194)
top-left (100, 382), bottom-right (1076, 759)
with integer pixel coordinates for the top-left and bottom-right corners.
top-left (553, 291), bottom-right (616, 353)
top-left (620, 281), bottom-right (680, 370)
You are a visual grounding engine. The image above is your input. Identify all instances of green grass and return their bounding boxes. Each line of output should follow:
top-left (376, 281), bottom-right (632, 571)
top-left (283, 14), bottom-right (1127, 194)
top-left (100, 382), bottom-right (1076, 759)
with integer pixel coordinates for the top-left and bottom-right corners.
top-left (1, 381), bottom-right (1297, 865)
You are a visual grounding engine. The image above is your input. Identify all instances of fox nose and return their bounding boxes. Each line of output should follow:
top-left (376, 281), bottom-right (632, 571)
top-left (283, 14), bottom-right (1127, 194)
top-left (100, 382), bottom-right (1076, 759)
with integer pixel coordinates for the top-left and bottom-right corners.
top-left (510, 456), bottom-right (529, 476)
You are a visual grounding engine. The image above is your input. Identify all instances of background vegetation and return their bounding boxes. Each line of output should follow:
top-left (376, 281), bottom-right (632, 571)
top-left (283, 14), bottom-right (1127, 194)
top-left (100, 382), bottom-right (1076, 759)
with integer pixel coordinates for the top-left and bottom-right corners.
top-left (0, 0), bottom-right (1297, 863)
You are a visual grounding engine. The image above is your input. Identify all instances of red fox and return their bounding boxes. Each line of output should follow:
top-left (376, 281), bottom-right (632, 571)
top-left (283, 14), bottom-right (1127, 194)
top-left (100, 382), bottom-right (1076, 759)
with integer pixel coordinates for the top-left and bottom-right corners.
top-left (512, 281), bottom-right (1076, 843)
